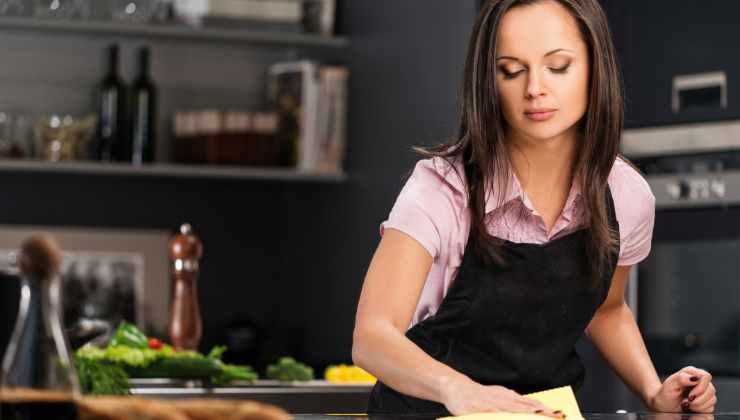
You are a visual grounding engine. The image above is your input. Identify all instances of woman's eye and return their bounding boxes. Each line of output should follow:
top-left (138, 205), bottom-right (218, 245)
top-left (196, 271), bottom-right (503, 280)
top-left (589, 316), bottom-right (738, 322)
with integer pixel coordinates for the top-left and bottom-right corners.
top-left (549, 65), bottom-right (570, 74)
top-left (501, 69), bottom-right (524, 79)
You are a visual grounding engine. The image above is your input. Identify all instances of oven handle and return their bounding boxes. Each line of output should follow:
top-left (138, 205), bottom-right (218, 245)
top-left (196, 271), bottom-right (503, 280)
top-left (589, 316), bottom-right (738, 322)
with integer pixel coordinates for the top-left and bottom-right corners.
top-left (672, 71), bottom-right (728, 113)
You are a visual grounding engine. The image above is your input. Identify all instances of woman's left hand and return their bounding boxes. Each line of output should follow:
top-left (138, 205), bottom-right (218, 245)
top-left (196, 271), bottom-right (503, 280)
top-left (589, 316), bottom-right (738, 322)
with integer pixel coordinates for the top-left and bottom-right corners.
top-left (649, 366), bottom-right (716, 413)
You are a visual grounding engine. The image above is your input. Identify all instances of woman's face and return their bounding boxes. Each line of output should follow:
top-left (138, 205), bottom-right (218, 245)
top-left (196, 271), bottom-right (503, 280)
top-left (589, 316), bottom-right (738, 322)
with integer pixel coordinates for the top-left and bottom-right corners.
top-left (495, 0), bottom-right (590, 145)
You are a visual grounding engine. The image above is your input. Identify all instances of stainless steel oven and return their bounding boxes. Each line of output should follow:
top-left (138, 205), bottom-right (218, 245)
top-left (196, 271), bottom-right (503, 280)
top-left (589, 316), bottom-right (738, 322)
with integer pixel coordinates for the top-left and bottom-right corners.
top-left (623, 120), bottom-right (740, 376)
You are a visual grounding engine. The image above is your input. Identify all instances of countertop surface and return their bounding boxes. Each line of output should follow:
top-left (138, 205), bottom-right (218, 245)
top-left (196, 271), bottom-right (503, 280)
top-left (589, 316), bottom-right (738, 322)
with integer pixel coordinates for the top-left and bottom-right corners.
top-left (293, 414), bottom-right (735, 420)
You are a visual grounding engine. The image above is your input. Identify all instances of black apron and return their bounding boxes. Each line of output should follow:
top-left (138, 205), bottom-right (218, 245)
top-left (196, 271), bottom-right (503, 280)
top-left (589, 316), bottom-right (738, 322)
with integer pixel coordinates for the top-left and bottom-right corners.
top-left (368, 188), bottom-right (620, 415)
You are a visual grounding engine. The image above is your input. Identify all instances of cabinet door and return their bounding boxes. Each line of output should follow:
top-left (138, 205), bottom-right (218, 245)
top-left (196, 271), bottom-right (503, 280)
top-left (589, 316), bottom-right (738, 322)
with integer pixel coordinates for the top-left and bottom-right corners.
top-left (604, 0), bottom-right (740, 128)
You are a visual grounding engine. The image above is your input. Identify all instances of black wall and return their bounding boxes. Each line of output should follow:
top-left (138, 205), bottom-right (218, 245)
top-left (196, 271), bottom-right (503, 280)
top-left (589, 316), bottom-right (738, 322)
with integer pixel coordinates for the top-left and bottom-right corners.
top-left (292, 0), bottom-right (478, 371)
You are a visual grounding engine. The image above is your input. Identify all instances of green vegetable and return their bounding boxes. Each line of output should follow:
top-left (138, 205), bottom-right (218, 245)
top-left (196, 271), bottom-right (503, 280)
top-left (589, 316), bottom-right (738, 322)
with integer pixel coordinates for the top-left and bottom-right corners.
top-left (109, 321), bottom-right (149, 349)
top-left (207, 345), bottom-right (258, 384)
top-left (207, 345), bottom-right (227, 360)
top-left (126, 357), bottom-right (222, 378)
top-left (75, 322), bottom-right (260, 390)
top-left (266, 357), bottom-right (314, 382)
top-left (76, 356), bottom-right (131, 395)
top-left (101, 345), bottom-right (161, 367)
top-left (212, 362), bottom-right (258, 385)
top-left (76, 345), bottom-right (106, 360)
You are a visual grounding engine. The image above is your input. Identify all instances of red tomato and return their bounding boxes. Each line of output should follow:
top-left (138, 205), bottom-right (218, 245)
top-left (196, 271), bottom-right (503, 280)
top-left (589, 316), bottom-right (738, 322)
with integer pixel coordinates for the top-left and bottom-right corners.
top-left (148, 338), bottom-right (163, 350)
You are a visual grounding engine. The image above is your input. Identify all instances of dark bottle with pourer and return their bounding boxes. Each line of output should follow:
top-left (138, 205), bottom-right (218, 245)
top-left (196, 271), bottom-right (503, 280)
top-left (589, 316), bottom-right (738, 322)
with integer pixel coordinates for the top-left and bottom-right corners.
top-left (0, 234), bottom-right (79, 420)
top-left (94, 44), bottom-right (128, 162)
top-left (130, 46), bottom-right (157, 164)
top-left (168, 223), bottom-right (203, 351)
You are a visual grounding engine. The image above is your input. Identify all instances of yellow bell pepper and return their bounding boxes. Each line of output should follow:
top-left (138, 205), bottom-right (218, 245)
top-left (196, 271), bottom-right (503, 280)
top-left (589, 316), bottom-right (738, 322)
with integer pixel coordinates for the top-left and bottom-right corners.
top-left (324, 364), bottom-right (377, 384)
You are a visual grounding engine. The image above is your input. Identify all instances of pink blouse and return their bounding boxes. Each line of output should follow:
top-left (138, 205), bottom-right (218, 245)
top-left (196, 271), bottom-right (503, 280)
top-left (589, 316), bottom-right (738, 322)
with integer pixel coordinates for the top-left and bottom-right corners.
top-left (380, 156), bottom-right (655, 328)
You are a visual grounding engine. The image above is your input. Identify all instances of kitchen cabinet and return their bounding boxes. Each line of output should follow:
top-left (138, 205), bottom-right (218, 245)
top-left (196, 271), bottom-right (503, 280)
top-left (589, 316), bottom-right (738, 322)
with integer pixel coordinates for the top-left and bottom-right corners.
top-left (602, 0), bottom-right (740, 128)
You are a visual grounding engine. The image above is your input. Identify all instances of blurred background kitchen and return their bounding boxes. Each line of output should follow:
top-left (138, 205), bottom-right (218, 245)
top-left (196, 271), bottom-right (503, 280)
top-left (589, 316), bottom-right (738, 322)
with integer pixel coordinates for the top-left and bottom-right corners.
top-left (0, 0), bottom-right (739, 413)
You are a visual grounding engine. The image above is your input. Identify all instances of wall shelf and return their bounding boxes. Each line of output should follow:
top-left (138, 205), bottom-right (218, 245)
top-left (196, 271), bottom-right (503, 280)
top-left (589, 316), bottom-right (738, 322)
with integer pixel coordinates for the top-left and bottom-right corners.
top-left (0, 16), bottom-right (348, 48)
top-left (0, 159), bottom-right (347, 182)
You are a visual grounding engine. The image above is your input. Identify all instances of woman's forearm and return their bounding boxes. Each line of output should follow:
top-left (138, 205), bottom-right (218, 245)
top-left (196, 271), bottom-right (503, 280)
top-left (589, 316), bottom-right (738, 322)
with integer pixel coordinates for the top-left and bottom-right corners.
top-left (586, 302), bottom-right (662, 406)
top-left (353, 321), bottom-right (471, 404)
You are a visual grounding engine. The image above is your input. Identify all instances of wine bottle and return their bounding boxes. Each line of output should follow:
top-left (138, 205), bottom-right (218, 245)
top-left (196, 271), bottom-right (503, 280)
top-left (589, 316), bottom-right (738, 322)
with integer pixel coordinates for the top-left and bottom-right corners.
top-left (130, 46), bottom-right (157, 164)
top-left (94, 44), bottom-right (128, 162)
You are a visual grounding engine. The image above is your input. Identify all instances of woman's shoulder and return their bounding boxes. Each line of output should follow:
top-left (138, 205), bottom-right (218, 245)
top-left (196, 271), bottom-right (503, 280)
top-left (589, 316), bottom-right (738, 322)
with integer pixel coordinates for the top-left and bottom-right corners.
top-left (608, 157), bottom-right (653, 199)
top-left (407, 156), bottom-right (468, 198)
top-left (607, 156), bottom-right (655, 233)
top-left (381, 157), bottom-right (469, 259)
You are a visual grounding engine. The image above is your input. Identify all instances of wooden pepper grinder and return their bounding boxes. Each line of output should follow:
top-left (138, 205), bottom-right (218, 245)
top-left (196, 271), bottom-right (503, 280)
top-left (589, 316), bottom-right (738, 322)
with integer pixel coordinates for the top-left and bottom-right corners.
top-left (168, 223), bottom-right (203, 351)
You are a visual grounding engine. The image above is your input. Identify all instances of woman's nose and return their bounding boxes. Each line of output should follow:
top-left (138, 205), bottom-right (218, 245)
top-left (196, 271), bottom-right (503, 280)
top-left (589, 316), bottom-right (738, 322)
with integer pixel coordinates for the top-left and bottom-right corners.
top-left (526, 71), bottom-right (547, 99)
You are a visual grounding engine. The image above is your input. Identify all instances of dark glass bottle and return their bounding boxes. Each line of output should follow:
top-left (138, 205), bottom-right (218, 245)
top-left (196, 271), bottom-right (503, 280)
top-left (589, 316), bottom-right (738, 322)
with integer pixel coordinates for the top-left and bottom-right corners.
top-left (94, 45), bottom-right (128, 162)
top-left (130, 47), bottom-right (157, 164)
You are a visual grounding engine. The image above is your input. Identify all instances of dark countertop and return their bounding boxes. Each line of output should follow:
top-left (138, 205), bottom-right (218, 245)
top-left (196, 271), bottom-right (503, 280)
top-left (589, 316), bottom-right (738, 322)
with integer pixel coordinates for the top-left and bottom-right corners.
top-left (129, 379), bottom-right (374, 413)
top-left (293, 414), bottom-right (736, 420)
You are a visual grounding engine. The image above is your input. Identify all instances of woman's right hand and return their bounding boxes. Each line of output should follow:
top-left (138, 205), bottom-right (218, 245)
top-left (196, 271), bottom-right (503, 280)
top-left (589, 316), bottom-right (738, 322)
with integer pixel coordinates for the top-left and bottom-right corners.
top-left (440, 377), bottom-right (566, 418)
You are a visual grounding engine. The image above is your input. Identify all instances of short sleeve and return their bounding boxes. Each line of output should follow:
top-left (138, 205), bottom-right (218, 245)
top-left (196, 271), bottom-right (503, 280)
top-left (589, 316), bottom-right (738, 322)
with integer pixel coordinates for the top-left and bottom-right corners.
top-left (609, 158), bottom-right (656, 266)
top-left (380, 158), bottom-right (466, 260)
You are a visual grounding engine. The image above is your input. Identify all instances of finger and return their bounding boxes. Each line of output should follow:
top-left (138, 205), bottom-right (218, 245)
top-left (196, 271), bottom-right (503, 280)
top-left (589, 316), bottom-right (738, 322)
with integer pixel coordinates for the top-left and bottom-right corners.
top-left (501, 401), bottom-right (542, 414)
top-left (682, 369), bottom-right (712, 397)
top-left (689, 383), bottom-right (716, 408)
top-left (675, 370), bottom-right (701, 388)
top-left (682, 366), bottom-right (713, 387)
top-left (507, 401), bottom-right (562, 419)
top-left (662, 370), bottom-right (692, 396)
top-left (519, 397), bottom-right (552, 411)
top-left (518, 398), bottom-right (563, 418)
top-left (691, 395), bottom-right (717, 414)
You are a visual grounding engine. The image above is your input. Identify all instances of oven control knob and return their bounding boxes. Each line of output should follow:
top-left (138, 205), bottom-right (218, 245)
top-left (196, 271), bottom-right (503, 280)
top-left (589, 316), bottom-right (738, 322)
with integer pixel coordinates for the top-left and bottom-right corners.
top-left (667, 181), bottom-right (695, 199)
top-left (667, 181), bottom-right (692, 199)
top-left (710, 179), bottom-right (726, 198)
top-left (667, 182), bottom-right (680, 199)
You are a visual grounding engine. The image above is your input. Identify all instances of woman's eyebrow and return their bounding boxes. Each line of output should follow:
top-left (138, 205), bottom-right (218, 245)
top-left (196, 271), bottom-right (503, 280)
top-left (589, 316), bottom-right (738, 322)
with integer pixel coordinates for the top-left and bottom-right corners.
top-left (496, 48), bottom-right (575, 61)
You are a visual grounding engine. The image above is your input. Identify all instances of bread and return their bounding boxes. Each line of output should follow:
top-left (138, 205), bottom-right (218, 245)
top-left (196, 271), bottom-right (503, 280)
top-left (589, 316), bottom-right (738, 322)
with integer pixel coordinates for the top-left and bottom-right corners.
top-left (78, 396), bottom-right (190, 420)
top-left (3, 388), bottom-right (291, 420)
top-left (170, 399), bottom-right (290, 420)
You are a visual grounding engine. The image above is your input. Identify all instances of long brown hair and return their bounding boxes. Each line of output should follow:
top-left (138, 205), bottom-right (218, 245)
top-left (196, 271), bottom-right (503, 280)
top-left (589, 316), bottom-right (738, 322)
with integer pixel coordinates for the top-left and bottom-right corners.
top-left (417, 0), bottom-right (623, 287)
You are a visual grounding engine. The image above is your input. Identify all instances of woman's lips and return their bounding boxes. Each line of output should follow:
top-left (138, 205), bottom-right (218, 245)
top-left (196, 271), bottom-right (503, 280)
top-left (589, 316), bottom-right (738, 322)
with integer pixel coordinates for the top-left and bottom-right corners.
top-left (524, 109), bottom-right (557, 121)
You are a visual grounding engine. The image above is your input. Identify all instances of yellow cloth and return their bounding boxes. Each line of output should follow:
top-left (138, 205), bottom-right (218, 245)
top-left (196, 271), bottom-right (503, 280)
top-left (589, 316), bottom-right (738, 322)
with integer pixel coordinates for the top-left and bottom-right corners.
top-left (438, 386), bottom-right (584, 420)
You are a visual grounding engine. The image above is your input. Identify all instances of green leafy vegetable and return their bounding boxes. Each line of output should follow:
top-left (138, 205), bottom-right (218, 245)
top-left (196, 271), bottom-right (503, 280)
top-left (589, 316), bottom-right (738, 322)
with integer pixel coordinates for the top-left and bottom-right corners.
top-left (266, 357), bottom-right (314, 381)
top-left (77, 344), bottom-right (159, 368)
top-left (207, 345), bottom-right (258, 384)
top-left (207, 345), bottom-right (227, 360)
top-left (76, 356), bottom-right (131, 395)
top-left (125, 357), bottom-right (222, 378)
top-left (75, 322), bottom-right (260, 393)
top-left (109, 321), bottom-right (149, 349)
top-left (212, 362), bottom-right (259, 385)
top-left (76, 345), bottom-right (106, 360)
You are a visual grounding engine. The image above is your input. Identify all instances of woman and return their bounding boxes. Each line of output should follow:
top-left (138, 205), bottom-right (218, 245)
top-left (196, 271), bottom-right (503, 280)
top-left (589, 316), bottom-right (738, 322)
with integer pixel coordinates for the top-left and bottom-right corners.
top-left (352, 0), bottom-right (718, 417)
